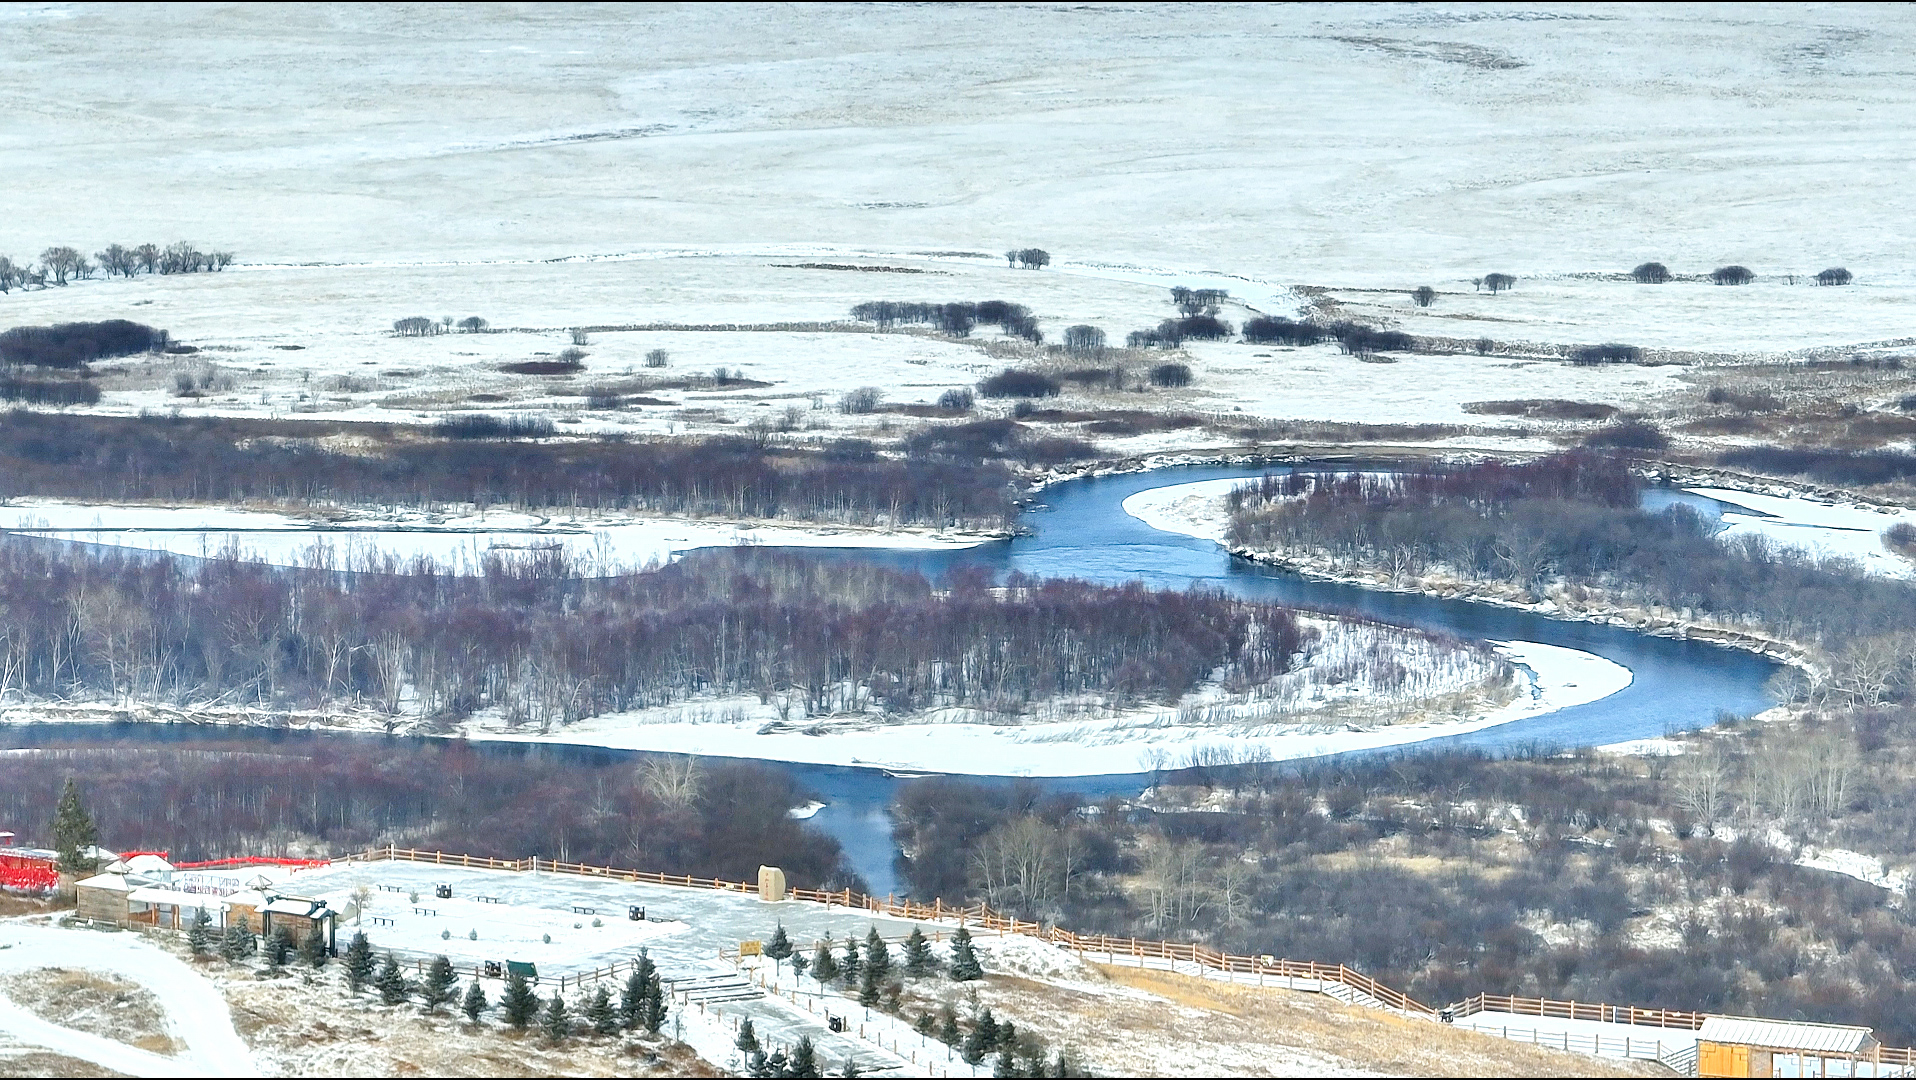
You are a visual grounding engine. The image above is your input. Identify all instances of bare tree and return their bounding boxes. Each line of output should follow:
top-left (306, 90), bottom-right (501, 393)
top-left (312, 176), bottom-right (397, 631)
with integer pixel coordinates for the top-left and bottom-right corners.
top-left (571, 329), bottom-right (590, 346)
top-left (1672, 746), bottom-right (1728, 830)
top-left (839, 386), bottom-right (882, 414)
top-left (392, 317), bottom-right (436, 337)
top-left (1063, 325), bottom-right (1106, 355)
top-left (1482, 272), bottom-right (1516, 294)
top-left (1815, 267), bottom-right (1853, 286)
top-left (458, 317), bottom-right (488, 333)
top-left (644, 349), bottom-right (669, 368)
top-left (133, 244), bottom-right (160, 274)
top-left (39, 247), bottom-right (81, 286)
top-left (1710, 265), bottom-right (1754, 286)
top-left (639, 756), bottom-right (704, 808)
top-left (1411, 285), bottom-right (1436, 308)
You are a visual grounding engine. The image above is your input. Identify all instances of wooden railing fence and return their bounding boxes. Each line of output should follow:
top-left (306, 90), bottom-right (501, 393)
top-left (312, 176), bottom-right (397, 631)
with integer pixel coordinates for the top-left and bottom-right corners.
top-left (319, 844), bottom-right (1916, 1063)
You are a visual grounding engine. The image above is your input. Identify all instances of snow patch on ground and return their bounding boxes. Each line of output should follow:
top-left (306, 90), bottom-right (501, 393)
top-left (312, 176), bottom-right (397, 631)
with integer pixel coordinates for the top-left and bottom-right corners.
top-left (0, 499), bottom-right (997, 572)
top-left (0, 922), bottom-right (257, 1078)
top-left (1686, 487), bottom-right (1916, 579)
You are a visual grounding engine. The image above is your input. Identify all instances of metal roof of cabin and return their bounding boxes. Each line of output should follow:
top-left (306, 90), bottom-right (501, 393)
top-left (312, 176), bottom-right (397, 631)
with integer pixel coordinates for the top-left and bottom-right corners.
top-left (1698, 1016), bottom-right (1876, 1054)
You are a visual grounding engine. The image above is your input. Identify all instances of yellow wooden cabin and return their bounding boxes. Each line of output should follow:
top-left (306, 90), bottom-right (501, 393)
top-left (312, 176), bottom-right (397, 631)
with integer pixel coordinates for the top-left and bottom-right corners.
top-left (1695, 1016), bottom-right (1878, 1078)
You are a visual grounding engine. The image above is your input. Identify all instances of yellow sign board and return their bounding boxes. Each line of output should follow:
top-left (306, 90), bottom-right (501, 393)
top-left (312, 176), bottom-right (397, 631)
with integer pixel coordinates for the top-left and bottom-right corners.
top-left (740, 939), bottom-right (763, 957)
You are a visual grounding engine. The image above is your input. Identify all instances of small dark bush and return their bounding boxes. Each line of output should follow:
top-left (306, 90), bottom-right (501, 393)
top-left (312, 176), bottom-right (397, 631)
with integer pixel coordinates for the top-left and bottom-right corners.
top-left (1897, 394), bottom-right (1916, 413)
top-left (936, 388), bottom-right (975, 412)
top-left (1242, 316), bottom-right (1326, 346)
top-left (977, 369), bottom-right (1061, 398)
top-left (0, 378), bottom-right (102, 406)
top-left (1174, 315), bottom-right (1232, 340)
top-left (586, 391), bottom-right (625, 410)
top-left (1570, 343), bottom-right (1643, 365)
top-left (1583, 419), bottom-right (1668, 451)
top-left (1329, 322), bottom-right (1415, 356)
top-left (1464, 399), bottom-right (1618, 421)
top-left (1630, 262), bottom-right (1671, 284)
top-left (1150, 363), bottom-right (1193, 388)
top-left (1886, 522), bottom-right (1916, 552)
top-left (1061, 367), bottom-right (1123, 389)
top-left (500, 353), bottom-right (584, 375)
top-left (1411, 286), bottom-right (1436, 307)
top-left (0, 320), bottom-right (166, 369)
top-left (1711, 265), bottom-right (1755, 286)
top-left (433, 413), bottom-right (557, 439)
top-left (839, 387), bottom-right (882, 414)
top-left (1704, 387), bottom-right (1782, 412)
top-left (1816, 267), bottom-right (1853, 286)
top-left (645, 349), bottom-right (670, 368)
top-left (1473, 337), bottom-right (1495, 356)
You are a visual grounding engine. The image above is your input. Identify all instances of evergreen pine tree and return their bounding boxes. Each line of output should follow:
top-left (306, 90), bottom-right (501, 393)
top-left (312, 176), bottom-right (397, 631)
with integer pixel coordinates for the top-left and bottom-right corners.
top-left (375, 953), bottom-right (410, 1005)
top-left (501, 971), bottom-right (540, 1029)
top-left (461, 979), bottom-right (488, 1023)
top-left (998, 1019), bottom-right (1017, 1053)
top-left (810, 938), bottom-right (838, 986)
top-left (857, 960), bottom-right (880, 1008)
top-left (862, 927), bottom-right (892, 985)
top-left (948, 926), bottom-right (983, 982)
top-left (765, 923), bottom-right (793, 970)
top-left (913, 1011), bottom-right (934, 1037)
top-left (49, 777), bottom-right (99, 875)
top-left (791, 951), bottom-right (810, 978)
top-left (421, 955), bottom-right (458, 1011)
top-left (619, 968), bottom-right (646, 1031)
top-left (587, 985), bottom-right (617, 1035)
top-left (735, 1016), bottom-right (761, 1056)
top-left (299, 923), bottom-right (329, 968)
top-left (962, 1007), bottom-right (998, 1065)
top-left (264, 925), bottom-right (295, 968)
top-left (754, 1049), bottom-right (786, 1078)
top-left (540, 991), bottom-right (570, 1042)
top-left (185, 908), bottom-right (213, 957)
top-left (842, 1057), bottom-right (863, 1079)
top-left (642, 972), bottom-right (667, 1034)
top-left (937, 1004), bottom-right (961, 1047)
top-left (993, 1051), bottom-right (1018, 1078)
top-left (903, 926), bottom-right (933, 977)
top-left (786, 1035), bottom-right (819, 1078)
top-left (344, 931), bottom-right (375, 993)
top-left (219, 920), bottom-right (256, 962)
top-left (838, 936), bottom-right (861, 987)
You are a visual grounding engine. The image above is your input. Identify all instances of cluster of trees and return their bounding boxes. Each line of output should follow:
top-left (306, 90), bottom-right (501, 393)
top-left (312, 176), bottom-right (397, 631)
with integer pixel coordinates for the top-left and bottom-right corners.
top-left (0, 243), bottom-right (231, 292)
top-left (0, 376), bottom-right (101, 406)
top-left (1004, 249), bottom-right (1051, 270)
top-left (849, 300), bottom-right (1042, 342)
top-left (1474, 273), bottom-right (1516, 293)
top-left (1632, 263), bottom-right (1850, 286)
top-left (1719, 446), bottom-right (1916, 489)
top-left (1242, 316), bottom-right (1327, 346)
top-left (432, 413), bottom-right (558, 439)
top-left (1569, 343), bottom-right (1643, 365)
top-left (890, 708), bottom-right (1916, 1044)
top-left (0, 320), bottom-right (167, 369)
top-left (1228, 454), bottom-right (1916, 688)
top-left (900, 418), bottom-right (1093, 468)
top-left (0, 412), bottom-right (1025, 530)
top-left (394, 316), bottom-right (495, 336)
top-left (0, 545), bottom-right (1305, 727)
top-left (977, 369), bottom-right (1060, 398)
top-left (4, 739), bottom-right (854, 881)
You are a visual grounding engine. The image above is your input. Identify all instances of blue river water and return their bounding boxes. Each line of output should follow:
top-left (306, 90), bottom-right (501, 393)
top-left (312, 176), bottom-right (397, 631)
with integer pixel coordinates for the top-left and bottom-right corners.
top-left (0, 465), bottom-right (1777, 893)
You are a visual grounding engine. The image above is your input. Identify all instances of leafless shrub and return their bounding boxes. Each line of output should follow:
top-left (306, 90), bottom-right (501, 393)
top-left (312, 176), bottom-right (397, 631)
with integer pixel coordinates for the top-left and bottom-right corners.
top-left (1816, 267), bottom-right (1853, 286)
top-left (645, 349), bottom-right (669, 368)
top-left (1411, 286), bottom-right (1436, 308)
top-left (1630, 262), bottom-right (1671, 284)
top-left (839, 386), bottom-right (882, 414)
top-left (1711, 265), bottom-right (1755, 286)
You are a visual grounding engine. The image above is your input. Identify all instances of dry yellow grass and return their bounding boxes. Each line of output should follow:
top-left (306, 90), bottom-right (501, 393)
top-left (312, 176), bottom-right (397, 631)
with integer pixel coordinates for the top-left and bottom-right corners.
top-left (1091, 966), bottom-right (1661, 1078)
top-left (0, 1048), bottom-right (132, 1078)
top-left (0, 968), bottom-right (180, 1057)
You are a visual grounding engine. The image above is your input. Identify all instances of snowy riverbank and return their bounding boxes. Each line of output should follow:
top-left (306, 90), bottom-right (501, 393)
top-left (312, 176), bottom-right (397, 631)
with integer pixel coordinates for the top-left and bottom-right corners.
top-left (0, 500), bottom-right (998, 571)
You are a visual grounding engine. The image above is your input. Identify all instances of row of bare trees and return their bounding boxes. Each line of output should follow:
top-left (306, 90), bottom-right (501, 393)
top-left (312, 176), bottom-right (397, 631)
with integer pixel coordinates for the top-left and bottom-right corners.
top-left (0, 412), bottom-right (1024, 530)
top-left (0, 243), bottom-right (232, 293)
top-left (0, 740), bottom-right (855, 886)
top-left (0, 544), bottom-right (1306, 728)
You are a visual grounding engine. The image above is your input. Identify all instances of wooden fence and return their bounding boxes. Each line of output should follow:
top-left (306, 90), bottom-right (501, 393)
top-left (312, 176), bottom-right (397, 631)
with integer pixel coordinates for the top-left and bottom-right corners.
top-left (321, 844), bottom-right (1916, 1063)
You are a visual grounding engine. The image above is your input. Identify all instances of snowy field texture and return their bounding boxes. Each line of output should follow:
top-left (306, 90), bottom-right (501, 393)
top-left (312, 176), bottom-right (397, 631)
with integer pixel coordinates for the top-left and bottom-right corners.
top-left (448, 637), bottom-right (1629, 777)
top-left (0, 499), bottom-right (995, 572)
top-left (0, 922), bottom-right (257, 1078)
top-left (2, 6), bottom-right (1916, 444)
top-left (1685, 487), bottom-right (1916, 578)
top-left (279, 860), bottom-right (1010, 1076)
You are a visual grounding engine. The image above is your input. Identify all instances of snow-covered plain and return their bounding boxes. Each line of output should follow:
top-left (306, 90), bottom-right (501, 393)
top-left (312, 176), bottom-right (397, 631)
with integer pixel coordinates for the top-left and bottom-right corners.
top-left (0, 499), bottom-right (994, 571)
top-left (4, 6), bottom-right (1916, 441)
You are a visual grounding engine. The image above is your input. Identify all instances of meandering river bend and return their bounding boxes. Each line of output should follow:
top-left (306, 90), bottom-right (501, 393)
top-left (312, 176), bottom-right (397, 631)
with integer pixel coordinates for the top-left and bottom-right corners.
top-left (0, 464), bottom-right (1777, 892)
